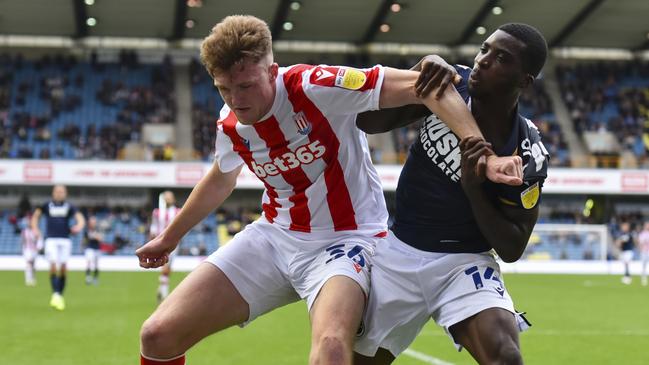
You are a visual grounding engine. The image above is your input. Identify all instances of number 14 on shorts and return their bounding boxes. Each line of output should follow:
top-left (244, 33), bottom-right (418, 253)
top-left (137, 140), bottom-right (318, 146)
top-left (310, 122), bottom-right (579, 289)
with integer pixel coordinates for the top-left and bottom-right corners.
top-left (464, 265), bottom-right (505, 296)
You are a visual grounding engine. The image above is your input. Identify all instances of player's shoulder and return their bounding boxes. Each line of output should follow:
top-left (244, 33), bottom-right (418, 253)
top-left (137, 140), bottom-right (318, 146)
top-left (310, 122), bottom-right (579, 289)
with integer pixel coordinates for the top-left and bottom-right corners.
top-left (283, 63), bottom-right (381, 92)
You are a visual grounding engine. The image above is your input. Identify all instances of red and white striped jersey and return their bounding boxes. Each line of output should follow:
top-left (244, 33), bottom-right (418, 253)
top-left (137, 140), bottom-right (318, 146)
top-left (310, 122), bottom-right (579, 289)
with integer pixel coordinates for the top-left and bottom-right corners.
top-left (150, 206), bottom-right (181, 237)
top-left (214, 64), bottom-right (388, 236)
top-left (21, 226), bottom-right (38, 251)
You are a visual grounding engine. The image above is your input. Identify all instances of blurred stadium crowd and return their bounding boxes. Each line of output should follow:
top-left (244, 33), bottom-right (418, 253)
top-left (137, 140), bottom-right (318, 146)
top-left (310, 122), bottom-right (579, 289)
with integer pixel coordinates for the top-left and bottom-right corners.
top-left (1, 51), bottom-right (649, 261)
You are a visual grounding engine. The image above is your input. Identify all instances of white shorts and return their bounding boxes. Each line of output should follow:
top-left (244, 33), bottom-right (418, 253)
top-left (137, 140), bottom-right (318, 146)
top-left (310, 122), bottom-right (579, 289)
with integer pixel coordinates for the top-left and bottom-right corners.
top-left (206, 219), bottom-right (376, 325)
top-left (355, 231), bottom-right (527, 357)
top-left (85, 248), bottom-right (101, 262)
top-left (45, 238), bottom-right (72, 265)
top-left (621, 250), bottom-right (634, 263)
top-left (23, 247), bottom-right (38, 262)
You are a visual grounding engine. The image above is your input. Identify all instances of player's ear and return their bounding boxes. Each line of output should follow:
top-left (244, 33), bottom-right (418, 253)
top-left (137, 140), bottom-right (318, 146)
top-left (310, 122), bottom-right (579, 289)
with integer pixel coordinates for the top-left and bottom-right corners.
top-left (519, 73), bottom-right (534, 89)
top-left (269, 63), bottom-right (279, 81)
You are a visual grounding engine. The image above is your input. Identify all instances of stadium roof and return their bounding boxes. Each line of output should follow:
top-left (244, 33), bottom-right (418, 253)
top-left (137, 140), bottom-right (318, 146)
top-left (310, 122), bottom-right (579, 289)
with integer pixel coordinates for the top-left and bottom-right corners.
top-left (0, 0), bottom-right (648, 53)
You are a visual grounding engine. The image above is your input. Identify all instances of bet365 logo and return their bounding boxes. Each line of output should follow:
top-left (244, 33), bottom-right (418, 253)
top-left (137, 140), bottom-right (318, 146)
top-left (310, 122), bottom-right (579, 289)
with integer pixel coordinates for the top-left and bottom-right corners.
top-left (251, 140), bottom-right (326, 178)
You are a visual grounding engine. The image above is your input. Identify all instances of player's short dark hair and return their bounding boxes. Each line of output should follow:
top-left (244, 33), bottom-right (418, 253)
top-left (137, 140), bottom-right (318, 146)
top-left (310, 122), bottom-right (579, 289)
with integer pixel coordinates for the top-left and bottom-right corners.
top-left (498, 23), bottom-right (548, 78)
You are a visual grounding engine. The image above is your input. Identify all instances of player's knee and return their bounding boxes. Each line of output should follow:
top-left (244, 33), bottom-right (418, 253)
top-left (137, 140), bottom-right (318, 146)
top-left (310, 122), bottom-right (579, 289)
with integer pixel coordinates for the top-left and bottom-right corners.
top-left (496, 341), bottom-right (522, 365)
top-left (311, 332), bottom-right (349, 365)
top-left (140, 316), bottom-right (173, 352)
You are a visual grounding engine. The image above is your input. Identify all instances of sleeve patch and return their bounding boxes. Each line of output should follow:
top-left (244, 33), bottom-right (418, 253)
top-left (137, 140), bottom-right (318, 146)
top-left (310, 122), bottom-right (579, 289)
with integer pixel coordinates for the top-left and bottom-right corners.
top-left (520, 181), bottom-right (540, 209)
top-left (334, 68), bottom-right (367, 90)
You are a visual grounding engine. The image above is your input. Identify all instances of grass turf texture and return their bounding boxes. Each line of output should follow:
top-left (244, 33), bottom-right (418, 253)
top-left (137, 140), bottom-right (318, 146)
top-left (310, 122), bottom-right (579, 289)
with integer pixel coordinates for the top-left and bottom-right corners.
top-left (1, 271), bottom-right (648, 364)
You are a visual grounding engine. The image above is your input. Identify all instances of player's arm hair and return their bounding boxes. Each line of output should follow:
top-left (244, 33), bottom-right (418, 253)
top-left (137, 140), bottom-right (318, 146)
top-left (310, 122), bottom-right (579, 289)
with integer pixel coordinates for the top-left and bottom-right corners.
top-left (157, 162), bottom-right (242, 244)
top-left (464, 187), bottom-right (539, 262)
top-left (377, 67), bottom-right (483, 140)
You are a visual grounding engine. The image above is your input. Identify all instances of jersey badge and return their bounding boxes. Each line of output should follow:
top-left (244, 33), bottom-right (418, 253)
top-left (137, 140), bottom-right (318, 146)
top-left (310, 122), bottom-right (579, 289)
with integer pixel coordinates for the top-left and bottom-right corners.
top-left (520, 181), bottom-right (540, 209)
top-left (335, 68), bottom-right (367, 90)
top-left (293, 111), bottom-right (312, 135)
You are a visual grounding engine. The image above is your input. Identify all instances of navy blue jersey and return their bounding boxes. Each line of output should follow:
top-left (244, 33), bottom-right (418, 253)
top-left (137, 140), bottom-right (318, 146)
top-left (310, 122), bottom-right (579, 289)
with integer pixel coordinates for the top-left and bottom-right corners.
top-left (85, 230), bottom-right (101, 249)
top-left (618, 232), bottom-right (635, 251)
top-left (41, 201), bottom-right (77, 239)
top-left (391, 65), bottom-right (550, 253)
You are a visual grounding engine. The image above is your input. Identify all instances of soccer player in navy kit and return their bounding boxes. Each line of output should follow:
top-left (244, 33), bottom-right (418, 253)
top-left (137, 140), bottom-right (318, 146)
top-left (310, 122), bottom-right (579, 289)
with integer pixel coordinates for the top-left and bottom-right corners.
top-left (31, 185), bottom-right (85, 310)
top-left (354, 24), bottom-right (550, 364)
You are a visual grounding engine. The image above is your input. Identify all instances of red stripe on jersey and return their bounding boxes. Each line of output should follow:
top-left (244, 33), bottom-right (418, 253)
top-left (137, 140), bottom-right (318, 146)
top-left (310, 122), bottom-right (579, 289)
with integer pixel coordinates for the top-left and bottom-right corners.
top-left (283, 65), bottom-right (358, 231)
top-left (374, 231), bottom-right (387, 238)
top-left (221, 111), bottom-right (280, 222)
top-left (254, 116), bottom-right (312, 232)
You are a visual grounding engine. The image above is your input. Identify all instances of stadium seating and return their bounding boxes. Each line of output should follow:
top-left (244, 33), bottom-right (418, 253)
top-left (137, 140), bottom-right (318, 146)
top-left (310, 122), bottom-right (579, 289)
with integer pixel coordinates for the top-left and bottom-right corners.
top-left (190, 59), bottom-right (223, 161)
top-left (556, 60), bottom-right (649, 166)
top-left (2, 53), bottom-right (175, 160)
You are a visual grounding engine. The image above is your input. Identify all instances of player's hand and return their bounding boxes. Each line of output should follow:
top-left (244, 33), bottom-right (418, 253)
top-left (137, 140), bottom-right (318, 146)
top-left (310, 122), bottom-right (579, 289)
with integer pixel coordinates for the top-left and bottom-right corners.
top-left (70, 225), bottom-right (83, 234)
top-left (415, 55), bottom-right (462, 99)
top-left (136, 234), bottom-right (176, 269)
top-left (460, 136), bottom-right (492, 191)
top-left (33, 229), bottom-right (42, 240)
top-left (485, 155), bottom-right (523, 186)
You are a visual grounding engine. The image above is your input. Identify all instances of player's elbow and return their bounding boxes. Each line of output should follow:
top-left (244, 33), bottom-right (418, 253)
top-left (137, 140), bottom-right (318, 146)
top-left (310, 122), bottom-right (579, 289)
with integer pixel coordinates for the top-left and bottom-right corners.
top-left (499, 252), bottom-right (522, 263)
top-left (498, 243), bottom-right (527, 263)
top-left (356, 116), bottom-right (384, 134)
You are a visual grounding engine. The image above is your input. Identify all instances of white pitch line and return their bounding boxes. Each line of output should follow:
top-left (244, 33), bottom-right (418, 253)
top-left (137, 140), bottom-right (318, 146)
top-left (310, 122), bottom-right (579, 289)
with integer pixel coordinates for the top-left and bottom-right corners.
top-left (403, 349), bottom-right (456, 365)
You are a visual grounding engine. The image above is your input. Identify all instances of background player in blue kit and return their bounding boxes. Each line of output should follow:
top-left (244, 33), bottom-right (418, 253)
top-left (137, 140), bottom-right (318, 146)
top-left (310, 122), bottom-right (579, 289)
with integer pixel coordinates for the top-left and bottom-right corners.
top-left (353, 23), bottom-right (550, 364)
top-left (31, 185), bottom-right (85, 310)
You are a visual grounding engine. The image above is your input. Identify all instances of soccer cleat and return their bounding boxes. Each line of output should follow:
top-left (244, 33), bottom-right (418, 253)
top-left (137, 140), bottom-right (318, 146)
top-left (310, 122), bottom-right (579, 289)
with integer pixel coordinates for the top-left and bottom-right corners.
top-left (642, 277), bottom-right (648, 286)
top-left (55, 296), bottom-right (66, 311)
top-left (26, 279), bottom-right (37, 287)
top-left (49, 293), bottom-right (58, 308)
top-left (621, 276), bottom-right (632, 285)
top-left (85, 276), bottom-right (92, 285)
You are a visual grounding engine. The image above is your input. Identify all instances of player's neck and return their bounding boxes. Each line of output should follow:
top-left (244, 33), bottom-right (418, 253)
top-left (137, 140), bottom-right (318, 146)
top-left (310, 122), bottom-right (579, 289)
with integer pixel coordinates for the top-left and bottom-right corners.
top-left (472, 96), bottom-right (518, 148)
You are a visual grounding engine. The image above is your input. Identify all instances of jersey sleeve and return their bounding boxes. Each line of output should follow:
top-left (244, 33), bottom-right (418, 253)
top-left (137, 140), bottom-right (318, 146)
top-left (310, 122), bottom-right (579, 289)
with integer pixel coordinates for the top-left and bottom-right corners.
top-left (299, 65), bottom-right (385, 115)
top-left (214, 105), bottom-right (245, 173)
top-left (40, 203), bottom-right (49, 216)
top-left (68, 204), bottom-right (77, 218)
top-left (494, 120), bottom-right (550, 210)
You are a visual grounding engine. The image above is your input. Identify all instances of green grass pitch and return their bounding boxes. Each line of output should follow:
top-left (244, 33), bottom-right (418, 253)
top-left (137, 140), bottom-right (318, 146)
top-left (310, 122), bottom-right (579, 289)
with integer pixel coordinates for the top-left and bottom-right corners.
top-left (1, 270), bottom-right (648, 364)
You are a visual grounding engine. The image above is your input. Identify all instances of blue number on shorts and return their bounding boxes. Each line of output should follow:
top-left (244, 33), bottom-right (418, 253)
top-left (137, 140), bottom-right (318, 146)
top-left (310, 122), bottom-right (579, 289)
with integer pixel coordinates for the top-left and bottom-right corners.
top-left (464, 266), bottom-right (502, 290)
top-left (325, 244), bottom-right (346, 263)
top-left (325, 244), bottom-right (365, 268)
top-left (464, 266), bottom-right (484, 289)
top-left (347, 245), bottom-right (365, 268)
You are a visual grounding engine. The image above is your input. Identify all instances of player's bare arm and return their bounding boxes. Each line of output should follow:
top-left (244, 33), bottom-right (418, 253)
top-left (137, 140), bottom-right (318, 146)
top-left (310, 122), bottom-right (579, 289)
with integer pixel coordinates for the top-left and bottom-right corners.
top-left (369, 65), bottom-right (523, 185)
top-left (460, 136), bottom-right (538, 262)
top-left (136, 163), bottom-right (243, 268)
top-left (71, 212), bottom-right (85, 234)
top-left (30, 208), bottom-right (42, 238)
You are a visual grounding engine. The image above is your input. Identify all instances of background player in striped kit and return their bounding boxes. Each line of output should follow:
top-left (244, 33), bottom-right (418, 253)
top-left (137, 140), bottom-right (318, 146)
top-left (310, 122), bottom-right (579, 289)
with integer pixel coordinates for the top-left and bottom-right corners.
top-left (149, 190), bottom-right (181, 301)
top-left (135, 15), bottom-right (523, 365)
top-left (17, 195), bottom-right (40, 286)
top-left (31, 185), bottom-right (85, 311)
